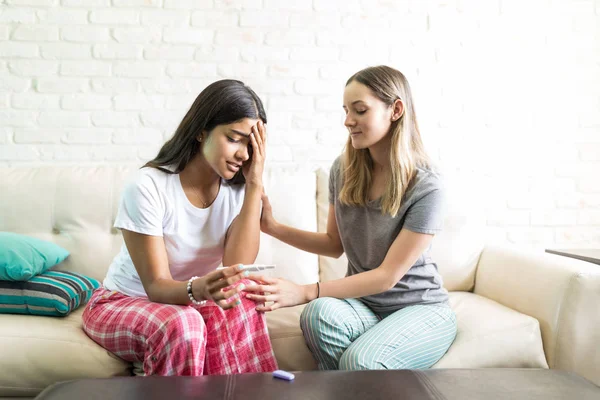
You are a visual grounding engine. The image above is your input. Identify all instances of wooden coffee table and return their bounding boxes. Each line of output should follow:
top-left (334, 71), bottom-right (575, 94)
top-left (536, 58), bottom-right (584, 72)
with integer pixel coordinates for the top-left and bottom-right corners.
top-left (35, 369), bottom-right (600, 400)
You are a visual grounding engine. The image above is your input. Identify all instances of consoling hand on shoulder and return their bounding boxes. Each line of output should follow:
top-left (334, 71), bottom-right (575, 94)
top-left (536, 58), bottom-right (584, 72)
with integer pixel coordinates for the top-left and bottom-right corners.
top-left (259, 192), bottom-right (278, 236)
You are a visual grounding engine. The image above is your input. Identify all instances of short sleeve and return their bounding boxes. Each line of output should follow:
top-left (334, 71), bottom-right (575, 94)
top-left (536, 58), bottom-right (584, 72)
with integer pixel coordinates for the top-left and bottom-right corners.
top-left (403, 188), bottom-right (445, 235)
top-left (228, 183), bottom-right (246, 227)
top-left (114, 173), bottom-right (164, 237)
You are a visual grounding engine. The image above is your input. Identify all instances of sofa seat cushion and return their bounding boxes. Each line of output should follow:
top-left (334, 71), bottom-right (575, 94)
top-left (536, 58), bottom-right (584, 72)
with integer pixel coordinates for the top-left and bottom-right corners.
top-left (266, 304), bottom-right (317, 371)
top-left (0, 307), bottom-right (131, 398)
top-left (433, 291), bottom-right (549, 368)
top-left (266, 292), bottom-right (548, 372)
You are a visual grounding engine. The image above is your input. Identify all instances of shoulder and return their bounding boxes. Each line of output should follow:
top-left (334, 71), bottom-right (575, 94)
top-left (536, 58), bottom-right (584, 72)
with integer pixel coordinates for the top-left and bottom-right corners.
top-left (332, 155), bottom-right (343, 171)
top-left (123, 167), bottom-right (172, 198)
top-left (330, 155), bottom-right (343, 177)
top-left (220, 180), bottom-right (245, 201)
top-left (138, 166), bottom-right (171, 182)
top-left (133, 166), bottom-right (171, 186)
top-left (406, 167), bottom-right (445, 201)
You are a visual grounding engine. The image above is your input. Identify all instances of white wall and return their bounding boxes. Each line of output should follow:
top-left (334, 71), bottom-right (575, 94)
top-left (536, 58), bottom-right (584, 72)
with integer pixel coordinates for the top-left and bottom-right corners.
top-left (1, 0), bottom-right (599, 249)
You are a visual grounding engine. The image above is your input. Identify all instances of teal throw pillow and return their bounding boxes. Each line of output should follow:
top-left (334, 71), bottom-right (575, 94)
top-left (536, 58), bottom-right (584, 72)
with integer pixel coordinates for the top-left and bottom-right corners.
top-left (0, 270), bottom-right (100, 316)
top-left (0, 232), bottom-right (70, 281)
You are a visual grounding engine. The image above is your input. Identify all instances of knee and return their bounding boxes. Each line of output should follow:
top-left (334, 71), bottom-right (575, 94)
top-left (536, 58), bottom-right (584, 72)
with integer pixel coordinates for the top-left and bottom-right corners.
top-left (300, 297), bottom-right (338, 332)
top-left (155, 306), bottom-right (206, 345)
top-left (339, 347), bottom-right (383, 371)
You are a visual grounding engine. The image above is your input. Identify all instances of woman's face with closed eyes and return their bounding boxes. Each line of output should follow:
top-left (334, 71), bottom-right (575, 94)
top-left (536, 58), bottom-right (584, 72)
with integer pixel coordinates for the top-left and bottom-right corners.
top-left (200, 118), bottom-right (259, 180)
top-left (342, 80), bottom-right (395, 150)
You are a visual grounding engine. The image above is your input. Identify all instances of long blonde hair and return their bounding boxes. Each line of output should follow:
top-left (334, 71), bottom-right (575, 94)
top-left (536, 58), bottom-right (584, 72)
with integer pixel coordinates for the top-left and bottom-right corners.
top-left (339, 66), bottom-right (431, 217)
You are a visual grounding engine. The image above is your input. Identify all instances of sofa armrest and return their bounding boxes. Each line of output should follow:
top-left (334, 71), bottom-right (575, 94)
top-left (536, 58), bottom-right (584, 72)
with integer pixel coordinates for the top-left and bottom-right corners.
top-left (473, 245), bottom-right (600, 385)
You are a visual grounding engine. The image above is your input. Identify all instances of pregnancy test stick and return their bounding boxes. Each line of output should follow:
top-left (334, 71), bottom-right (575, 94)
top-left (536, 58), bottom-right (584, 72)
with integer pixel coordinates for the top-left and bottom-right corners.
top-left (273, 370), bottom-right (295, 381)
top-left (216, 264), bottom-right (276, 272)
top-left (240, 264), bottom-right (275, 272)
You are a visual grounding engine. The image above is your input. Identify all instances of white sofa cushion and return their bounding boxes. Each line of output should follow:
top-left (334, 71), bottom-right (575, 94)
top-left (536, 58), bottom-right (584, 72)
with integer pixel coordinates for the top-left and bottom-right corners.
top-left (0, 308), bottom-right (130, 398)
top-left (266, 305), bottom-right (317, 371)
top-left (433, 292), bottom-right (548, 369)
top-left (315, 168), bottom-right (348, 282)
top-left (262, 291), bottom-right (548, 373)
top-left (429, 171), bottom-right (486, 292)
top-left (256, 166), bottom-right (319, 284)
top-left (474, 246), bottom-right (600, 385)
top-left (1, 166), bottom-right (136, 282)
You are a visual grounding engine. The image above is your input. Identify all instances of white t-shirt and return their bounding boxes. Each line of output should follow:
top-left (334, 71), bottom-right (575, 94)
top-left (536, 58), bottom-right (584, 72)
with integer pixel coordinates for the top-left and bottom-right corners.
top-left (103, 167), bottom-right (245, 297)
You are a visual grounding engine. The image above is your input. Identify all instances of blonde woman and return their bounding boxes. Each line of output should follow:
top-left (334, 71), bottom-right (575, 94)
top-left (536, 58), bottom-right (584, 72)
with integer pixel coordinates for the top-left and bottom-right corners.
top-left (244, 66), bottom-right (457, 370)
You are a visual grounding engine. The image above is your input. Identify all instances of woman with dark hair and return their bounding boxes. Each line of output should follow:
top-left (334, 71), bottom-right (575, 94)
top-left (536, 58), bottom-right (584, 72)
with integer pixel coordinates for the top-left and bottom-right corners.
top-left (82, 79), bottom-right (277, 376)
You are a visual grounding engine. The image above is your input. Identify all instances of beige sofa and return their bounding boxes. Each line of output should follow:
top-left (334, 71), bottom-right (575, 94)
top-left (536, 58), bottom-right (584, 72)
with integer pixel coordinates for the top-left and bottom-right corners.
top-left (1, 165), bottom-right (599, 399)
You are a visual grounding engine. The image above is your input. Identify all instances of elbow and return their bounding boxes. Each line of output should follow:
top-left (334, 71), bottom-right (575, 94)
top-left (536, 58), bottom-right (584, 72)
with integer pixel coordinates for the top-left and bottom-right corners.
top-left (327, 240), bottom-right (344, 259)
top-left (146, 291), bottom-right (160, 303)
top-left (326, 246), bottom-right (344, 259)
top-left (379, 269), bottom-right (403, 292)
top-left (332, 248), bottom-right (344, 258)
top-left (145, 281), bottom-right (164, 303)
top-left (145, 288), bottom-right (161, 303)
top-left (385, 278), bottom-right (398, 292)
top-left (147, 293), bottom-right (160, 303)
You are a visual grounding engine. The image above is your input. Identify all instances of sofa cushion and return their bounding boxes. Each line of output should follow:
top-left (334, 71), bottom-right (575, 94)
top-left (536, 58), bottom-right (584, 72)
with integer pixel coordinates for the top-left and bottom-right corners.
top-left (427, 172), bottom-right (486, 292)
top-left (256, 167), bottom-right (320, 285)
top-left (0, 232), bottom-right (69, 281)
top-left (433, 291), bottom-right (549, 369)
top-left (0, 271), bottom-right (100, 317)
top-left (265, 291), bottom-right (548, 372)
top-left (0, 308), bottom-right (131, 398)
top-left (315, 168), bottom-right (348, 283)
top-left (266, 304), bottom-right (317, 371)
top-left (0, 166), bottom-right (139, 282)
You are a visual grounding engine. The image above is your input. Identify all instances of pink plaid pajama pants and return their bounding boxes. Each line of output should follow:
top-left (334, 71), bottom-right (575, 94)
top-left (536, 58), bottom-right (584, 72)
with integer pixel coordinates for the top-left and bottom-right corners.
top-left (82, 280), bottom-right (278, 376)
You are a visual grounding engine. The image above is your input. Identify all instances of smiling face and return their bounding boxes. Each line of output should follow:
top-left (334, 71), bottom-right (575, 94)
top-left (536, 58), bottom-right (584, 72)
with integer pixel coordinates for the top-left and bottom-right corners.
top-left (343, 80), bottom-right (397, 150)
top-left (200, 118), bottom-right (258, 180)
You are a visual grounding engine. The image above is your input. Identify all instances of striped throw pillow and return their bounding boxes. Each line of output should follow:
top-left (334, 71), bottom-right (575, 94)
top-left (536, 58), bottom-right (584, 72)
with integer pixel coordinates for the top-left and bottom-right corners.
top-left (0, 270), bottom-right (101, 316)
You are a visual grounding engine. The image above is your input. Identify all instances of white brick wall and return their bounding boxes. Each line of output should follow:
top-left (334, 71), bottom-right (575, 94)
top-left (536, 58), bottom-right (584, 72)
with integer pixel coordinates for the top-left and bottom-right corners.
top-left (1, 0), bottom-right (599, 249)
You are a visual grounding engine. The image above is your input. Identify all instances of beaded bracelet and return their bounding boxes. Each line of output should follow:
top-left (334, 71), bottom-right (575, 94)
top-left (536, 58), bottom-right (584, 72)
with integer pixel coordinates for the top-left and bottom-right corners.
top-left (187, 276), bottom-right (206, 306)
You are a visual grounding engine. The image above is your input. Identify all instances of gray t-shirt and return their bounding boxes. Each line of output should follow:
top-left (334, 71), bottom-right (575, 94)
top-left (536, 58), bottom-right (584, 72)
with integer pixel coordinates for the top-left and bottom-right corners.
top-left (329, 156), bottom-right (449, 313)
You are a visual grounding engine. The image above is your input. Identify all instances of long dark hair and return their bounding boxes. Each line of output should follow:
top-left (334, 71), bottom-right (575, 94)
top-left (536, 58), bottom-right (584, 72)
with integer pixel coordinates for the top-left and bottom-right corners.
top-left (144, 79), bottom-right (267, 184)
